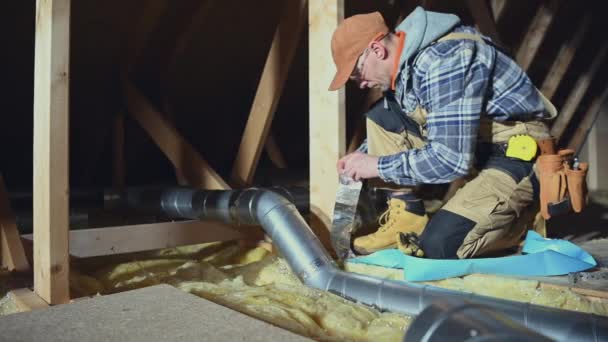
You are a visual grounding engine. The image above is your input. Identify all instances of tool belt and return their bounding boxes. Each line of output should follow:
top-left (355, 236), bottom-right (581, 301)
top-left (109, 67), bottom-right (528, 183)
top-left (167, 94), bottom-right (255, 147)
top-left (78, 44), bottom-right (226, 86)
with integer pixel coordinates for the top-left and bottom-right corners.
top-left (537, 146), bottom-right (589, 220)
top-left (487, 136), bottom-right (589, 220)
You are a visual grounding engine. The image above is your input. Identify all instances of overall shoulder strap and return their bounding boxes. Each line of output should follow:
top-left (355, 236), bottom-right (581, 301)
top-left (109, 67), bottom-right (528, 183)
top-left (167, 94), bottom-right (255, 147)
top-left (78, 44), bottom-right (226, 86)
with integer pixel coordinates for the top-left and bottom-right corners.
top-left (437, 32), bottom-right (485, 43)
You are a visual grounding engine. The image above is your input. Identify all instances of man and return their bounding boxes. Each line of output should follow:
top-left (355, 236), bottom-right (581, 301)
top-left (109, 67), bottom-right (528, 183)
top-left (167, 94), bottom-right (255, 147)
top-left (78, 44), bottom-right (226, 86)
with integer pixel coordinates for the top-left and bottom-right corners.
top-left (330, 7), bottom-right (561, 259)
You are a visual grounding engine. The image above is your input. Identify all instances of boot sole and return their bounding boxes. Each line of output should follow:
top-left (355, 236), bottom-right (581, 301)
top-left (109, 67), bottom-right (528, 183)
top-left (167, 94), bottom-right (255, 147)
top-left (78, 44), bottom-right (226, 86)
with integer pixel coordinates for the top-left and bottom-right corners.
top-left (354, 242), bottom-right (397, 255)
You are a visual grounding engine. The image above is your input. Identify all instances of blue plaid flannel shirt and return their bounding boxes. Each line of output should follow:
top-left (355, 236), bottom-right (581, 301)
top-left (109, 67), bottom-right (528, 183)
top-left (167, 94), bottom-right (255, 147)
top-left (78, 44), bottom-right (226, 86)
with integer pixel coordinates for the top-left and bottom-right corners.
top-left (364, 26), bottom-right (547, 186)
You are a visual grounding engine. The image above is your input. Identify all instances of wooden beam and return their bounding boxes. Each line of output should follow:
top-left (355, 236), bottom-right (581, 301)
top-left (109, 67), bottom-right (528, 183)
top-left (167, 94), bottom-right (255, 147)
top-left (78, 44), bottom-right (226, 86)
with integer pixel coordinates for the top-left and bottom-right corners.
top-left (8, 289), bottom-right (49, 312)
top-left (490, 0), bottom-right (507, 23)
top-left (22, 220), bottom-right (256, 258)
top-left (160, 0), bottom-right (217, 186)
top-left (264, 134), bottom-right (288, 169)
top-left (123, 0), bottom-right (169, 71)
top-left (567, 87), bottom-right (608, 152)
top-left (551, 44), bottom-right (608, 142)
top-left (231, 0), bottom-right (308, 186)
top-left (515, 0), bottom-right (559, 71)
top-left (309, 0), bottom-right (346, 240)
top-left (33, 0), bottom-right (71, 305)
top-left (465, 0), bottom-right (502, 43)
top-left (164, 0), bottom-right (216, 91)
top-left (0, 175), bottom-right (29, 272)
top-left (540, 14), bottom-right (591, 100)
top-left (124, 80), bottom-right (230, 190)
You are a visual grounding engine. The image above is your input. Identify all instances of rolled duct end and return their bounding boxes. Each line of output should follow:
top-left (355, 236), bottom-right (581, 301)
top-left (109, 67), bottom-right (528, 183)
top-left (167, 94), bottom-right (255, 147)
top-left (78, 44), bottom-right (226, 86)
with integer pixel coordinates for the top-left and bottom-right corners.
top-left (404, 300), bottom-right (553, 342)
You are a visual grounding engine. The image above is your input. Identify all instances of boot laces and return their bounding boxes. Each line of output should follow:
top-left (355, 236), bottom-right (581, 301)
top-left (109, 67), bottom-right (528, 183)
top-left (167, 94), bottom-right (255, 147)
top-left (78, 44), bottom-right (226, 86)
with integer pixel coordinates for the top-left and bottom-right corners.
top-left (378, 200), bottom-right (402, 232)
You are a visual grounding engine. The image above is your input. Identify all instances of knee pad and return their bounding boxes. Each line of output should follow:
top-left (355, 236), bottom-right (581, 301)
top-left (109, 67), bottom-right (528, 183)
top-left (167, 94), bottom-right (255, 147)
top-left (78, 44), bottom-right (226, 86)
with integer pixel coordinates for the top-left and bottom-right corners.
top-left (420, 210), bottom-right (476, 259)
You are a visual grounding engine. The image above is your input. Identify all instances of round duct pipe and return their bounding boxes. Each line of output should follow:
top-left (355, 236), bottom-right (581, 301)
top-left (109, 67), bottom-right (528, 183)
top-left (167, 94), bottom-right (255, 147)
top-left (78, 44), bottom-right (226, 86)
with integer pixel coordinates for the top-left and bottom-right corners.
top-left (404, 300), bottom-right (553, 342)
top-left (122, 187), bottom-right (608, 342)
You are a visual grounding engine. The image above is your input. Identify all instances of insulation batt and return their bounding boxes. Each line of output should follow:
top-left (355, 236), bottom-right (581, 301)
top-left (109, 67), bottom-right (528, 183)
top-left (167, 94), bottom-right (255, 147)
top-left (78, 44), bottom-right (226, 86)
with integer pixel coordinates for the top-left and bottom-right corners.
top-left (1, 242), bottom-right (607, 341)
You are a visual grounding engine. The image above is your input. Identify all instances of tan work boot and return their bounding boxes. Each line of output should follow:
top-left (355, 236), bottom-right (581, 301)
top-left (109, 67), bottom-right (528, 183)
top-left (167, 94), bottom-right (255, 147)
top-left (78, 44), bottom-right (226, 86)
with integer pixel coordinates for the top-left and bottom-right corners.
top-left (353, 198), bottom-right (429, 255)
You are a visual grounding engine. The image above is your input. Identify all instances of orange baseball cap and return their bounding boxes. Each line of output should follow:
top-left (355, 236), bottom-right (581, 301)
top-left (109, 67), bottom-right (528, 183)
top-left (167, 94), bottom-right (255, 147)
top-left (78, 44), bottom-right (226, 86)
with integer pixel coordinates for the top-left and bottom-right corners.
top-left (328, 12), bottom-right (389, 91)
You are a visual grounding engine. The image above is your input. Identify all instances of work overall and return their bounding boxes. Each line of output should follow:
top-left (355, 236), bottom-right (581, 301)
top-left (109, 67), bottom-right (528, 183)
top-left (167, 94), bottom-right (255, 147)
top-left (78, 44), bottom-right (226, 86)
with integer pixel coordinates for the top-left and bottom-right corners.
top-left (366, 33), bottom-right (557, 259)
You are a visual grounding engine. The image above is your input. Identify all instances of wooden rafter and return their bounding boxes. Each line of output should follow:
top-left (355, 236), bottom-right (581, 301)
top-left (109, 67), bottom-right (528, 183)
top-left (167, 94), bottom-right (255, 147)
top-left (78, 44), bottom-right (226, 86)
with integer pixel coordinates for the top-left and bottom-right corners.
top-left (309, 0), bottom-right (346, 241)
top-left (465, 0), bottom-right (502, 43)
top-left (33, 0), bottom-right (71, 305)
top-left (121, 0), bottom-right (229, 190)
top-left (264, 134), bottom-right (288, 169)
top-left (161, 0), bottom-right (219, 186)
top-left (124, 80), bottom-right (230, 189)
top-left (0, 175), bottom-right (29, 272)
top-left (516, 0), bottom-right (560, 71)
top-left (490, 0), bottom-right (507, 23)
top-left (567, 87), bottom-right (608, 152)
top-left (540, 13), bottom-right (591, 100)
top-left (231, 0), bottom-right (308, 186)
top-left (551, 44), bottom-right (608, 142)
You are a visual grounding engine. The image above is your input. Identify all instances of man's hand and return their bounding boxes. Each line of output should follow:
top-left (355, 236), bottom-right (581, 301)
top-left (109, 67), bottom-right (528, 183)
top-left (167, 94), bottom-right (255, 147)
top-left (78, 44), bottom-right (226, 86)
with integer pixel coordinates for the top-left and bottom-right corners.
top-left (336, 151), bottom-right (379, 181)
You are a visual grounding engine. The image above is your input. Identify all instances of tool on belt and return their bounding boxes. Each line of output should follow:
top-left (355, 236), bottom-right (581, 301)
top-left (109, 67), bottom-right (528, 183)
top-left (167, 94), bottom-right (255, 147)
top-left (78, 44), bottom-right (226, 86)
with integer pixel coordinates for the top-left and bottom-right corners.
top-left (499, 135), bottom-right (589, 220)
top-left (536, 140), bottom-right (589, 220)
top-left (330, 174), bottom-right (363, 260)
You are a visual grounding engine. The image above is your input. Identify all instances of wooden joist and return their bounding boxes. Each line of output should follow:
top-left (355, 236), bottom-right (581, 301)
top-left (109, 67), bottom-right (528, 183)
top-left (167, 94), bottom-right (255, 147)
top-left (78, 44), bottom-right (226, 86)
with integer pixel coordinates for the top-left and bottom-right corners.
top-left (515, 0), bottom-right (560, 71)
top-left (309, 0), bottom-right (346, 239)
top-left (0, 175), bottom-right (29, 272)
top-left (540, 14), bottom-right (591, 100)
top-left (21, 220), bottom-right (255, 259)
top-left (124, 80), bottom-right (230, 190)
top-left (551, 43), bottom-right (608, 141)
top-left (231, 0), bottom-right (307, 186)
top-left (33, 0), bottom-right (71, 305)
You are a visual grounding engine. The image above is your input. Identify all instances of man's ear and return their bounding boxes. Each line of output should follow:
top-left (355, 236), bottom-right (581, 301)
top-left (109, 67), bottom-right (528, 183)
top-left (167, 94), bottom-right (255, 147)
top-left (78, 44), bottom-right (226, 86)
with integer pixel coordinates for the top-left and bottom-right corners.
top-left (369, 41), bottom-right (388, 60)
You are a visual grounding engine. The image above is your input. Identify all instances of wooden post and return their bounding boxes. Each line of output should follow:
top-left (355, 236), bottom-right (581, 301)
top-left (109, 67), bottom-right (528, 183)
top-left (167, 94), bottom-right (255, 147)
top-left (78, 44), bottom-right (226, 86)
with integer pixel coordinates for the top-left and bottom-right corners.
top-left (231, 0), bottom-right (308, 186)
top-left (0, 175), bottom-right (30, 272)
top-left (515, 0), bottom-right (559, 71)
top-left (33, 0), bottom-right (71, 304)
top-left (540, 14), bottom-right (591, 100)
top-left (551, 44), bottom-right (608, 142)
top-left (309, 0), bottom-right (345, 240)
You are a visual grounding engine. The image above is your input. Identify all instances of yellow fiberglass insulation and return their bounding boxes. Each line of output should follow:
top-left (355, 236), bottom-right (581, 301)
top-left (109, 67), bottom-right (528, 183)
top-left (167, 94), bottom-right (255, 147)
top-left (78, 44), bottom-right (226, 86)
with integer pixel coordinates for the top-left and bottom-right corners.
top-left (86, 243), bottom-right (412, 341)
top-left (1, 241), bottom-right (607, 341)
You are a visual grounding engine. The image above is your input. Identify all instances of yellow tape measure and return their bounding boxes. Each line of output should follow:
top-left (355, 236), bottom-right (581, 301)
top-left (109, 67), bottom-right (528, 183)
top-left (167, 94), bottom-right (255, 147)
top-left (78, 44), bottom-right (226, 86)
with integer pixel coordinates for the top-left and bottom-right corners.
top-left (506, 135), bottom-right (538, 161)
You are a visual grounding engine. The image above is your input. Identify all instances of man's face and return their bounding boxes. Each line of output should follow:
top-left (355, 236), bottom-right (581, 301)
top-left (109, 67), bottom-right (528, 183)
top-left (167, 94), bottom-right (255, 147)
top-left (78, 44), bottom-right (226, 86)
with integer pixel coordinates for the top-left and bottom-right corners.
top-left (349, 42), bottom-right (391, 91)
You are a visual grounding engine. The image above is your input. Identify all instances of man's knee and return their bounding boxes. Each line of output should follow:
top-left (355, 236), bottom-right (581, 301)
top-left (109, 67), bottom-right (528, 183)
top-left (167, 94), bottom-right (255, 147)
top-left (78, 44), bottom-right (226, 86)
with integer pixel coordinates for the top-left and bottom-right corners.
top-left (419, 209), bottom-right (476, 259)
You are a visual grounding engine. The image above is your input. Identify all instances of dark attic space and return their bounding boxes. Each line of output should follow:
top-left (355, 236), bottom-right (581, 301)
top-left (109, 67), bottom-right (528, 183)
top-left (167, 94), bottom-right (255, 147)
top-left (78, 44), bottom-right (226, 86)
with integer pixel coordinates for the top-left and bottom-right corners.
top-left (1, 1), bottom-right (608, 341)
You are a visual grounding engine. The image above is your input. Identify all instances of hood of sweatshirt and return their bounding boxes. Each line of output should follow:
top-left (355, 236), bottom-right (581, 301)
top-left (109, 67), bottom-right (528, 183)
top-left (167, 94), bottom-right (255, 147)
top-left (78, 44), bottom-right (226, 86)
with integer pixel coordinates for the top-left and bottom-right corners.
top-left (393, 7), bottom-right (460, 99)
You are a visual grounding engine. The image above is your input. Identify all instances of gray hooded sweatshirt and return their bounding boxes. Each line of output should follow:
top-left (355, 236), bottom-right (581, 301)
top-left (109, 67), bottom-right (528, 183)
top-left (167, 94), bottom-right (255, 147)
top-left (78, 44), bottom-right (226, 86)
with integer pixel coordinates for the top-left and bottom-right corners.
top-left (393, 7), bottom-right (460, 106)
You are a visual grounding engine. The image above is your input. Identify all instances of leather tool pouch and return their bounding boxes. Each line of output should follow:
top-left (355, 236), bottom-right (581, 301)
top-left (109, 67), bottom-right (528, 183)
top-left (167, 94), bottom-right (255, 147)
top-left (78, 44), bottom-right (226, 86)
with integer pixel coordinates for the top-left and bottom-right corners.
top-left (536, 145), bottom-right (589, 219)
